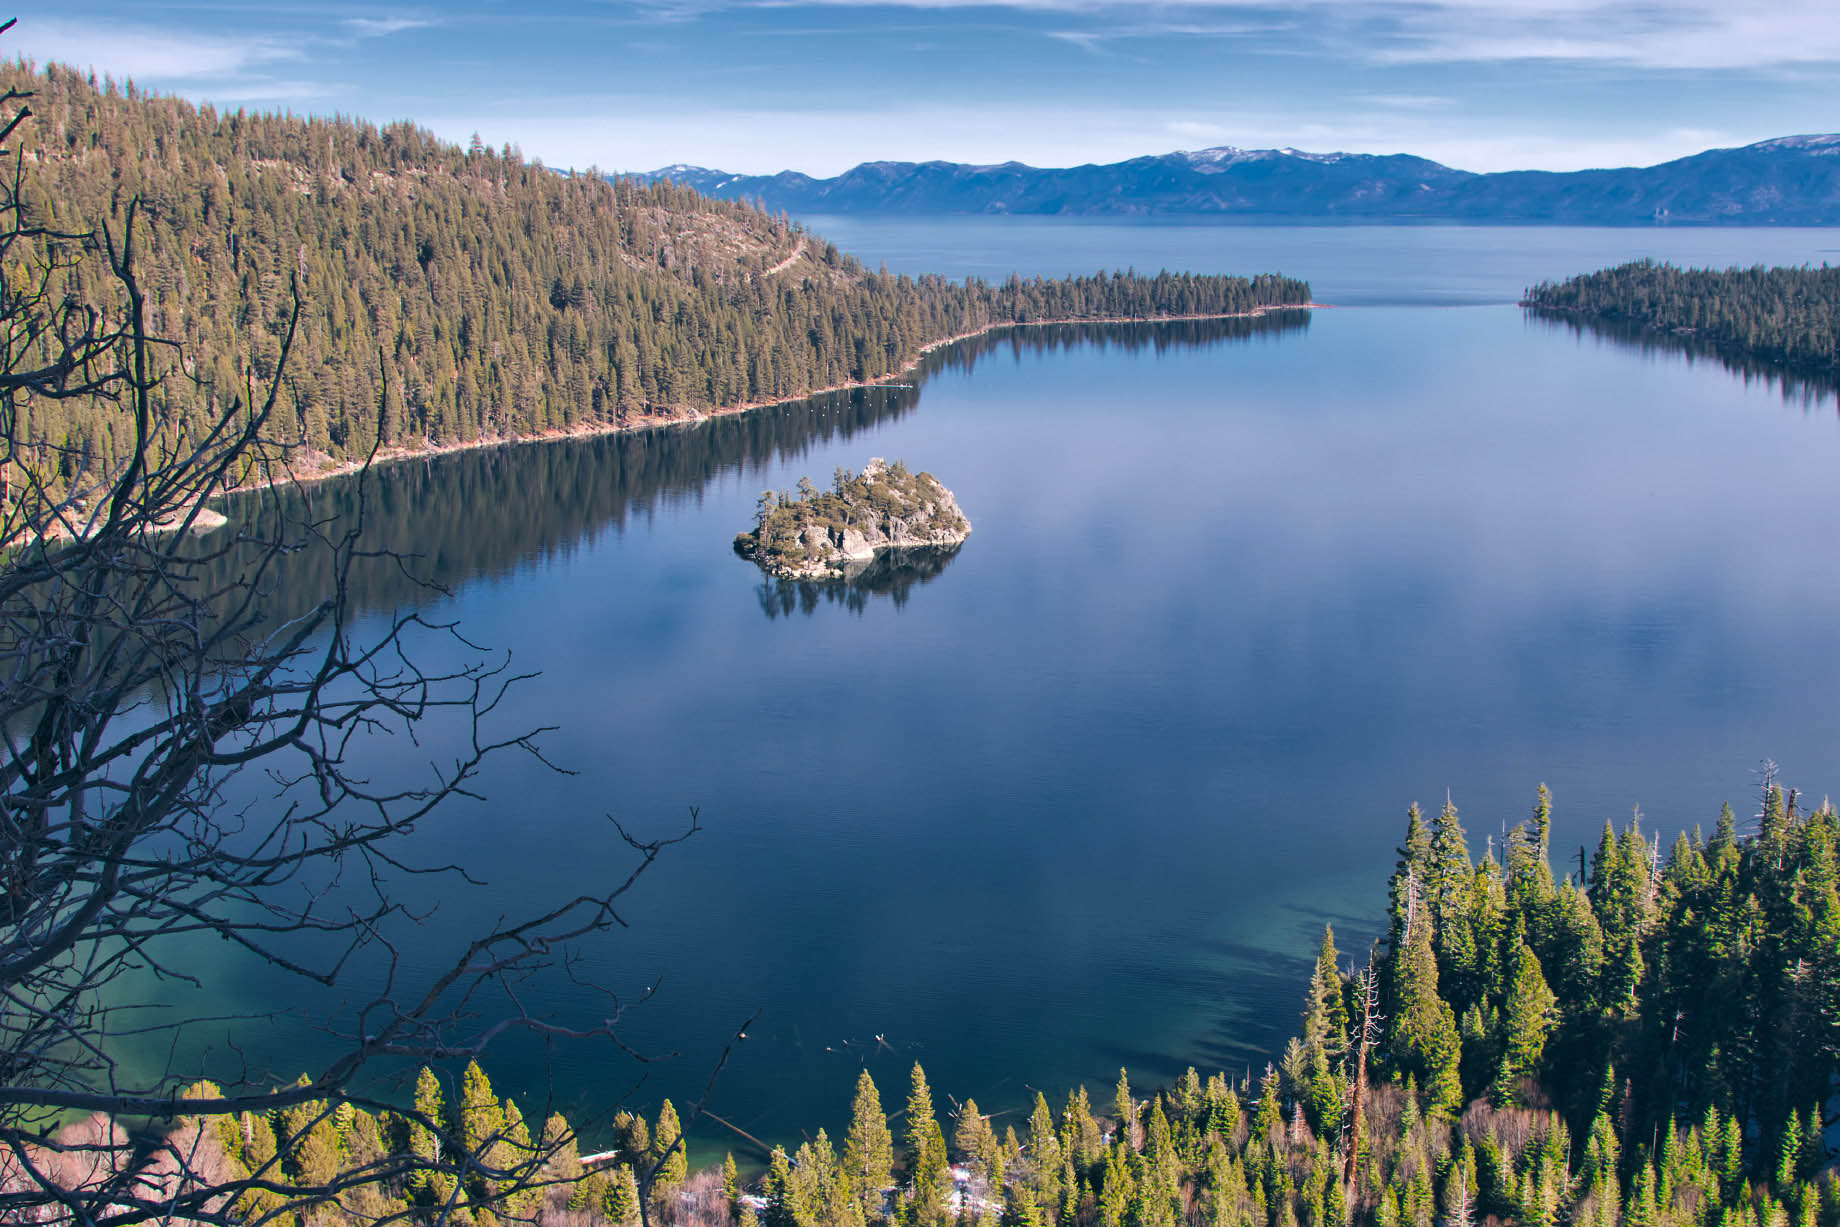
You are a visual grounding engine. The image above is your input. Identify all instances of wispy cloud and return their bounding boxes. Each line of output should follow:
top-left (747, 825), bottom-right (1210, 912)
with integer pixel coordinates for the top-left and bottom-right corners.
top-left (725, 0), bottom-right (1840, 72)
top-left (1046, 30), bottom-right (1106, 53)
top-left (345, 17), bottom-right (436, 38)
top-left (7, 18), bottom-right (303, 80)
top-left (1041, 15), bottom-right (1276, 58)
top-left (1356, 94), bottom-right (1457, 111)
top-left (1368, 1), bottom-right (1840, 70)
top-left (203, 79), bottom-right (346, 103)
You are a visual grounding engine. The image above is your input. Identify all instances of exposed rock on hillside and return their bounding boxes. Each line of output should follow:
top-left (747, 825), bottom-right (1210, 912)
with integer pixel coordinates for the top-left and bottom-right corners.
top-left (734, 459), bottom-right (970, 581)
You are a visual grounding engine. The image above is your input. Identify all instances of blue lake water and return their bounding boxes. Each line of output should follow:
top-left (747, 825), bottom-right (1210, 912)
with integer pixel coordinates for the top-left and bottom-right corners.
top-left (806, 216), bottom-right (1840, 306)
top-left (142, 224), bottom-right (1840, 1161)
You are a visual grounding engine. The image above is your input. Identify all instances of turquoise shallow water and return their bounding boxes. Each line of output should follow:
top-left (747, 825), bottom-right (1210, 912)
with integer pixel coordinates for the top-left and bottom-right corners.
top-left (131, 226), bottom-right (1840, 1161)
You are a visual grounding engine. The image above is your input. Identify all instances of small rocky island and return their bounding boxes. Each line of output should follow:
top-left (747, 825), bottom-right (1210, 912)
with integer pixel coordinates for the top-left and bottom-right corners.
top-left (734, 458), bottom-right (971, 581)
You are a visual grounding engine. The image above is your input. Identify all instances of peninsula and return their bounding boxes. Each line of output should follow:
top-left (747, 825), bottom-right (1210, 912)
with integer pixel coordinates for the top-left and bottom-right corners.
top-left (1522, 260), bottom-right (1840, 375)
top-left (734, 459), bottom-right (971, 580)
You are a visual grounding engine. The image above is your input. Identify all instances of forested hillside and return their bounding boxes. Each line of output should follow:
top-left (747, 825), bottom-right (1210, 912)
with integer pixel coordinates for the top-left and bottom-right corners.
top-left (1523, 261), bottom-right (1840, 372)
top-left (72, 778), bottom-right (1840, 1227)
top-left (5, 62), bottom-right (1307, 497)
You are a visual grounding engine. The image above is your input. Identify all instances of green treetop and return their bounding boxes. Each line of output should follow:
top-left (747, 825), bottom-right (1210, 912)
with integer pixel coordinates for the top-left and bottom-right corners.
top-left (903, 1063), bottom-right (950, 1227)
top-left (653, 1099), bottom-right (689, 1202)
top-left (845, 1069), bottom-right (895, 1221)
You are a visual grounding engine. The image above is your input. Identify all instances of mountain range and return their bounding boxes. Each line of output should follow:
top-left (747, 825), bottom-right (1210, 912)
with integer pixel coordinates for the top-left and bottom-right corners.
top-left (644, 135), bottom-right (1840, 224)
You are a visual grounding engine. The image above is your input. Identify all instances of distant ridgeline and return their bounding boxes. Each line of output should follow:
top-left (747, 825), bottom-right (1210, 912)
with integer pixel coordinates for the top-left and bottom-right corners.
top-left (7, 63), bottom-right (1307, 495)
top-left (112, 779), bottom-right (1840, 1227)
top-left (647, 135), bottom-right (1840, 223)
top-left (1524, 261), bottom-right (1840, 374)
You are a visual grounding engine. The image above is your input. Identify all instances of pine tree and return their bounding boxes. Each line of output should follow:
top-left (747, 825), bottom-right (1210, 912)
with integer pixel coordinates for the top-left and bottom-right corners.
top-left (654, 1099), bottom-right (689, 1205)
top-left (1775, 1112), bottom-right (1803, 1191)
top-left (845, 1070), bottom-right (896, 1221)
top-left (1492, 941), bottom-right (1557, 1104)
top-left (1097, 1141), bottom-right (1134, 1227)
top-left (533, 1112), bottom-right (580, 1191)
top-left (606, 1164), bottom-right (644, 1227)
top-left (1061, 1085), bottom-right (1104, 1173)
top-left (1389, 804), bottom-right (1434, 956)
top-left (1430, 796), bottom-right (1479, 1010)
top-left (1302, 926), bottom-right (1350, 1059)
top-left (903, 1064), bottom-right (950, 1227)
top-left (1113, 1070), bottom-right (1139, 1151)
top-left (457, 1059), bottom-right (504, 1163)
top-left (1203, 1075), bottom-right (1241, 1144)
top-left (1003, 1180), bottom-right (1046, 1227)
top-left (1388, 908), bottom-right (1462, 1120)
top-left (1024, 1092), bottom-right (1061, 1211)
top-left (410, 1065), bottom-right (446, 1191)
top-left (1139, 1101), bottom-right (1182, 1227)
top-left (1253, 1066), bottom-right (1283, 1146)
top-left (956, 1099), bottom-right (1003, 1191)
top-left (614, 1110), bottom-right (654, 1164)
top-left (278, 1078), bottom-right (342, 1193)
top-left (767, 1147), bottom-right (813, 1227)
top-left (495, 1099), bottom-right (540, 1220)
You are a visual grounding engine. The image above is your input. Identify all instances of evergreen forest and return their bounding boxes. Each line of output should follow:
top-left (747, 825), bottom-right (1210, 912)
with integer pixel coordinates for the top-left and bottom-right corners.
top-left (3, 61), bottom-right (1307, 501)
top-left (139, 779), bottom-right (1840, 1227)
top-left (1522, 262), bottom-right (1840, 373)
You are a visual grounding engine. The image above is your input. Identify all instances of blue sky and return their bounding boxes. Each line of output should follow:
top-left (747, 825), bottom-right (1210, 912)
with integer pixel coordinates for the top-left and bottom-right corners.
top-left (16, 2), bottom-right (1840, 176)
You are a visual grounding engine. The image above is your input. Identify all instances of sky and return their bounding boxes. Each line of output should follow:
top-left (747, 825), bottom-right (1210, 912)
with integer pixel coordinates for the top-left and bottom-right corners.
top-left (14, 2), bottom-right (1840, 177)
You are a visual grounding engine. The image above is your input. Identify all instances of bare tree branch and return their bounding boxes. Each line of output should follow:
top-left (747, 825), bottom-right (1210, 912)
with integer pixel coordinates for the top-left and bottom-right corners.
top-left (0, 38), bottom-right (723, 1227)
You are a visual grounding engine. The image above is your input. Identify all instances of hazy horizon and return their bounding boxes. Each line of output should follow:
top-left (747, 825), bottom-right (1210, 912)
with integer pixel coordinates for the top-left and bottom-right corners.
top-left (17, 2), bottom-right (1840, 179)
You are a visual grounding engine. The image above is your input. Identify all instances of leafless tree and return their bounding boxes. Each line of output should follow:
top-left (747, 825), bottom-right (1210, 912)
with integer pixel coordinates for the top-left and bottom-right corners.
top-left (1343, 944), bottom-right (1382, 1203)
top-left (0, 38), bottom-right (715, 1227)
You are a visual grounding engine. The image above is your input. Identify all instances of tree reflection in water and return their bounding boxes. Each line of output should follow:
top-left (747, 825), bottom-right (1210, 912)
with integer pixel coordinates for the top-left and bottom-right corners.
top-left (195, 312), bottom-right (1310, 630)
top-left (754, 543), bottom-right (965, 619)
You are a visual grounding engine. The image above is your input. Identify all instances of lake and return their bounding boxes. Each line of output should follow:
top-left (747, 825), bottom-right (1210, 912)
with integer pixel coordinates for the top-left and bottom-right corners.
top-left (140, 222), bottom-right (1840, 1162)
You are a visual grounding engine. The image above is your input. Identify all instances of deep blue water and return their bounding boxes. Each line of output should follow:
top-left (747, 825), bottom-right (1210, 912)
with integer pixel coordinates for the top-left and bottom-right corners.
top-left (134, 224), bottom-right (1840, 1162)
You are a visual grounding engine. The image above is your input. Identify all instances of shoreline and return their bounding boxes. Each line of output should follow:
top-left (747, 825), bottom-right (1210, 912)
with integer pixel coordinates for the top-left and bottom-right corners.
top-left (234, 303), bottom-right (1324, 497)
top-left (1522, 300), bottom-right (1840, 378)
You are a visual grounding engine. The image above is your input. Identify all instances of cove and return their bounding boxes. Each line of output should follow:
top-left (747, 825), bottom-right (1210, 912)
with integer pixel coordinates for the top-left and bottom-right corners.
top-left (138, 284), bottom-right (1840, 1163)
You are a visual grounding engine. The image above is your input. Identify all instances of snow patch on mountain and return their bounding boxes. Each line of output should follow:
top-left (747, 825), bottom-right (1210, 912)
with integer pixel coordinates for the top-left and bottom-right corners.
top-left (1747, 134), bottom-right (1840, 155)
top-left (1181, 146), bottom-right (1352, 168)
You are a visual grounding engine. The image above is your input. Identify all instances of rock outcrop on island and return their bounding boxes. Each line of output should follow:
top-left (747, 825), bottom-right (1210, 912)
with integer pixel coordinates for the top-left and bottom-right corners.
top-left (734, 458), bottom-right (971, 581)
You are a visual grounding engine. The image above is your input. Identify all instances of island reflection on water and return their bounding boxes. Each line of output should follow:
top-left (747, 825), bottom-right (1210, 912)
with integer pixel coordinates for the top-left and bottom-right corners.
top-left (754, 543), bottom-right (966, 619)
